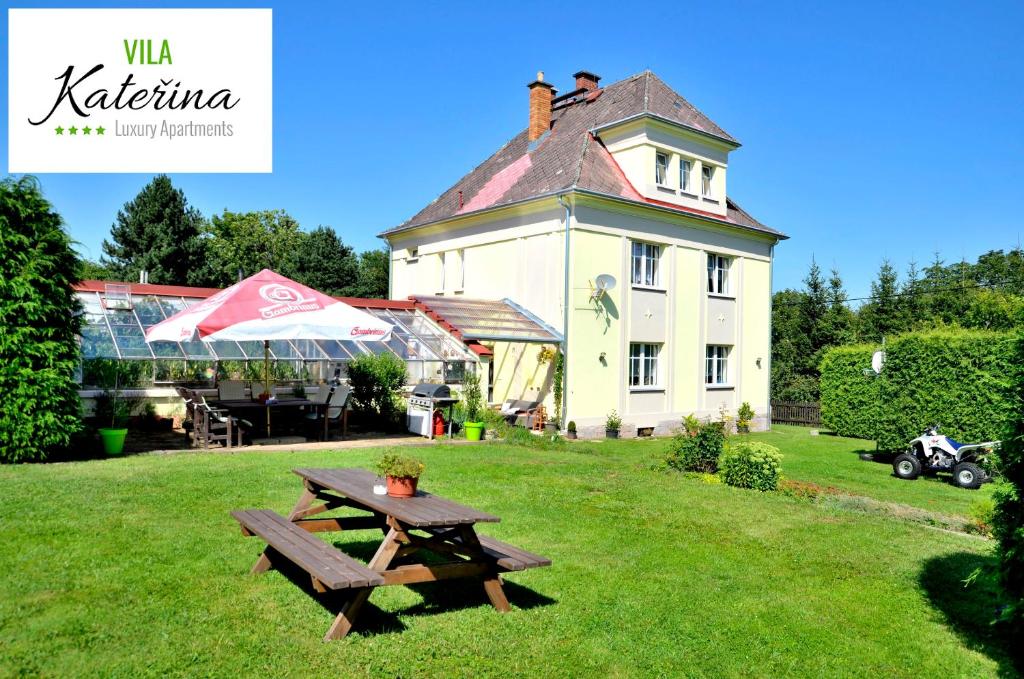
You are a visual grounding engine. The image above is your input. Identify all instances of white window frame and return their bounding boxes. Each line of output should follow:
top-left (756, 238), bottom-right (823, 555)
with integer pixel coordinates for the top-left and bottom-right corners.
top-left (705, 345), bottom-right (730, 386)
top-left (707, 253), bottom-right (731, 296)
top-left (679, 158), bottom-right (692, 193)
top-left (701, 164), bottom-right (714, 197)
top-left (631, 241), bottom-right (661, 288)
top-left (438, 251), bottom-right (446, 293)
top-left (655, 151), bottom-right (669, 186)
top-left (629, 343), bottom-right (661, 389)
top-left (455, 248), bottom-right (465, 291)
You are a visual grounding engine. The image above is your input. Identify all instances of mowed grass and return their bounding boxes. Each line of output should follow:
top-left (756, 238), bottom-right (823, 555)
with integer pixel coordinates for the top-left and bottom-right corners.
top-left (0, 435), bottom-right (1014, 678)
top-left (746, 425), bottom-right (995, 517)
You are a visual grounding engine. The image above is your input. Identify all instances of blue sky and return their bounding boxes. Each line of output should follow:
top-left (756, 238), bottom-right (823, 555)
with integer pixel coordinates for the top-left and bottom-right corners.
top-left (3, 0), bottom-right (1022, 297)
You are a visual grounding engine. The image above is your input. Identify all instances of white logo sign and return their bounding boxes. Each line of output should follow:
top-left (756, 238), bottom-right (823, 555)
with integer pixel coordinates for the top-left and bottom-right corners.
top-left (7, 8), bottom-right (273, 172)
top-left (258, 283), bottom-right (319, 319)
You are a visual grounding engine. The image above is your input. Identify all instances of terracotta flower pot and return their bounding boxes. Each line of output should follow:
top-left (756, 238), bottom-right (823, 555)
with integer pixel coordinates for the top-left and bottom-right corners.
top-left (386, 475), bottom-right (419, 498)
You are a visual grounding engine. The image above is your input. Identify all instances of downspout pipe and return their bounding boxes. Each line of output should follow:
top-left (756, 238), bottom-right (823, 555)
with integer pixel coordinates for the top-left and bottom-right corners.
top-left (557, 194), bottom-right (572, 429)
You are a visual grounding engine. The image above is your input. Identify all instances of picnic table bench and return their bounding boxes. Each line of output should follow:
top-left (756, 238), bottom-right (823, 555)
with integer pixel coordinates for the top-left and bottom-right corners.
top-left (231, 468), bottom-right (550, 640)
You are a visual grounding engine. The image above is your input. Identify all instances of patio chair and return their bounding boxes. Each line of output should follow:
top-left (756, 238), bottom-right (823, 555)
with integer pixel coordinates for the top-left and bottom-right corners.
top-left (305, 385), bottom-right (351, 441)
top-left (499, 399), bottom-right (543, 428)
top-left (195, 394), bottom-right (252, 448)
top-left (175, 387), bottom-right (197, 445)
top-left (217, 380), bottom-right (246, 401)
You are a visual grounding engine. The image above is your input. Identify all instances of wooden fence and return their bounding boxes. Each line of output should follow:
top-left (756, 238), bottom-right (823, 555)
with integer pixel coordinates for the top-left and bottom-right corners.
top-left (771, 401), bottom-right (821, 426)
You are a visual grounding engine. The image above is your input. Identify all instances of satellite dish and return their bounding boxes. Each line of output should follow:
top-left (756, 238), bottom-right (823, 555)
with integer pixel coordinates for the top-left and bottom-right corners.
top-left (591, 274), bottom-right (617, 300)
top-left (871, 350), bottom-right (885, 375)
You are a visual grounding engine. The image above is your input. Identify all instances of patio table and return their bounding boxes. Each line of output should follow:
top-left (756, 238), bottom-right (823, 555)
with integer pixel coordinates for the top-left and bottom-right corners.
top-left (231, 467), bottom-right (551, 640)
top-left (211, 398), bottom-right (323, 439)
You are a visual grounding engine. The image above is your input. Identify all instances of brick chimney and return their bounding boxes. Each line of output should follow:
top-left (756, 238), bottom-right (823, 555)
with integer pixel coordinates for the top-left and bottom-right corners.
top-left (528, 71), bottom-right (555, 142)
top-left (573, 70), bottom-right (601, 91)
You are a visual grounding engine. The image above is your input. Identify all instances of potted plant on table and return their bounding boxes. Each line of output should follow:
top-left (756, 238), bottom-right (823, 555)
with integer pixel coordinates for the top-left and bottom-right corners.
top-left (374, 452), bottom-right (425, 498)
top-left (737, 402), bottom-right (755, 434)
top-left (461, 371), bottom-right (485, 441)
top-left (605, 410), bottom-right (622, 439)
top-left (566, 420), bottom-right (578, 440)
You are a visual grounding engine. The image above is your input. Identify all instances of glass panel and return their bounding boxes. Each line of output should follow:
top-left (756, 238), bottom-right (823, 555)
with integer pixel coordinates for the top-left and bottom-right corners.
top-left (81, 323), bottom-right (117, 358)
top-left (237, 341), bottom-right (267, 359)
top-left (105, 309), bottom-right (152, 358)
top-left (289, 339), bottom-right (327, 360)
top-left (150, 341), bottom-right (183, 358)
top-left (208, 340), bottom-right (245, 359)
top-left (133, 296), bottom-right (166, 327)
top-left (159, 296), bottom-right (189, 316)
top-left (268, 340), bottom-right (301, 360)
top-left (339, 340), bottom-right (367, 357)
top-left (314, 340), bottom-right (351, 360)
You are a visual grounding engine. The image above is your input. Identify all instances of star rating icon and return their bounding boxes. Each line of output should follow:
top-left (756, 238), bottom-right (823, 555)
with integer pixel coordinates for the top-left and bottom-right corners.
top-left (54, 123), bottom-right (106, 138)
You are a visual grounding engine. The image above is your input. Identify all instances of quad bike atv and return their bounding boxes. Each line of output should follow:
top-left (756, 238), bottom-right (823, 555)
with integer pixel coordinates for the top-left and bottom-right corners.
top-left (892, 424), bottom-right (999, 489)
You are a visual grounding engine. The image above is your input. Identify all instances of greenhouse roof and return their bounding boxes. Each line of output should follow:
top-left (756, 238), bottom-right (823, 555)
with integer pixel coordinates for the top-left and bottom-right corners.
top-left (411, 296), bottom-right (563, 343)
top-left (74, 282), bottom-right (478, 364)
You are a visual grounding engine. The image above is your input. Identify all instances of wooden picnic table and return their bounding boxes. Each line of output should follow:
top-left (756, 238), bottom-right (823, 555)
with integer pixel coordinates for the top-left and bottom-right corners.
top-left (231, 468), bottom-right (550, 640)
top-left (212, 397), bottom-right (325, 439)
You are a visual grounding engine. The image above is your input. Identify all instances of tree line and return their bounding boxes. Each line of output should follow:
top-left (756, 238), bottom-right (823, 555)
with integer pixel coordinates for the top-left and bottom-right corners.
top-left (772, 249), bottom-right (1024, 401)
top-left (83, 175), bottom-right (389, 298)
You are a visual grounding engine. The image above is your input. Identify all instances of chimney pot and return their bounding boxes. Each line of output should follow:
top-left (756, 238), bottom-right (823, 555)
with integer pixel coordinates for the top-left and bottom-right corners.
top-left (527, 71), bottom-right (556, 142)
top-left (573, 70), bottom-right (601, 91)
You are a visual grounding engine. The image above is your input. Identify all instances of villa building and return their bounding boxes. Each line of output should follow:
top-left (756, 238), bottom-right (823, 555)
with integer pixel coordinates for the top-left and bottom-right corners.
top-left (382, 69), bottom-right (786, 436)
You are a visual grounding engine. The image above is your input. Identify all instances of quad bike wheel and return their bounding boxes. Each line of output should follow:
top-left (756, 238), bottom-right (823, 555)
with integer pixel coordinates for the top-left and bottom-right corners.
top-left (893, 453), bottom-right (922, 480)
top-left (953, 462), bottom-right (985, 490)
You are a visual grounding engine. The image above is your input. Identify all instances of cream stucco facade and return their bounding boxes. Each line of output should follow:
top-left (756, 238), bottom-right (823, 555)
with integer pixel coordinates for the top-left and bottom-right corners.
top-left (385, 107), bottom-right (781, 437)
top-left (388, 202), bottom-right (777, 436)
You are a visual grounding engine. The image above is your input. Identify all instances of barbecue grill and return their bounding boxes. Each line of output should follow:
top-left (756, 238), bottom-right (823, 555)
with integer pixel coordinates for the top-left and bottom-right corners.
top-left (407, 383), bottom-right (460, 439)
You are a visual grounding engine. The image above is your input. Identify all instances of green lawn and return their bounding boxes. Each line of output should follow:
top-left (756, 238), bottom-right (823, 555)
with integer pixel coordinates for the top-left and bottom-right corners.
top-left (0, 434), bottom-right (1014, 677)
top-left (746, 425), bottom-right (995, 518)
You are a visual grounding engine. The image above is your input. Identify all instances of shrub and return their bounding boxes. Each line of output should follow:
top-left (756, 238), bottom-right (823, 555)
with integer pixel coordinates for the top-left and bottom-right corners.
top-left (345, 352), bottom-right (406, 423)
top-left (737, 402), bottom-right (755, 429)
top-left (720, 441), bottom-right (783, 491)
top-left (0, 177), bottom-right (84, 462)
top-left (820, 330), bottom-right (1016, 450)
top-left (461, 370), bottom-right (484, 423)
top-left (567, 420), bottom-right (577, 434)
top-left (682, 413), bottom-right (700, 437)
top-left (665, 420), bottom-right (725, 473)
top-left (968, 494), bottom-right (997, 538)
top-left (606, 410), bottom-right (622, 430)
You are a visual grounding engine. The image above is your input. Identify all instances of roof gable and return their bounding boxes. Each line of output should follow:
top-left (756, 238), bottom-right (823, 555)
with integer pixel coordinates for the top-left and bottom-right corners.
top-left (385, 71), bottom-right (782, 239)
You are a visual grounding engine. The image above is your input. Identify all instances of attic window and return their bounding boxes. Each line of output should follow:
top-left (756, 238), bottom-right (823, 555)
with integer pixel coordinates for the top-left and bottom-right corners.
top-left (655, 152), bottom-right (669, 186)
top-left (702, 165), bottom-right (714, 197)
top-left (407, 247), bottom-right (419, 262)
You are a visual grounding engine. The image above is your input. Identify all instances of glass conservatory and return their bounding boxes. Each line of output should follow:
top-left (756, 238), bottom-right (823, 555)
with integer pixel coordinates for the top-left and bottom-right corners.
top-left (76, 289), bottom-right (478, 389)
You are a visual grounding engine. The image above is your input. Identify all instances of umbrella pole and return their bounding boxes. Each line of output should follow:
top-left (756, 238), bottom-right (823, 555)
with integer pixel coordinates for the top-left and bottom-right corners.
top-left (264, 340), bottom-right (271, 438)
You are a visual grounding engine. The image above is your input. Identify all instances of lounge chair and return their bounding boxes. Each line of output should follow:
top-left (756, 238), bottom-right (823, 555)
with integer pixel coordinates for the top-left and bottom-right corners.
top-left (498, 399), bottom-right (543, 428)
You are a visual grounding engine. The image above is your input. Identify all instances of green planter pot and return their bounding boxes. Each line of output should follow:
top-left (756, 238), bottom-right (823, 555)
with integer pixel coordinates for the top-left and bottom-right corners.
top-left (98, 428), bottom-right (128, 456)
top-left (464, 422), bottom-right (484, 441)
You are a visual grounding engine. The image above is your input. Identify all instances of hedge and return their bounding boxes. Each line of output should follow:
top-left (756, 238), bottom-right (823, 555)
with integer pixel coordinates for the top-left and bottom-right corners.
top-left (819, 329), bottom-right (1018, 451)
top-left (993, 334), bottom-right (1024, 643)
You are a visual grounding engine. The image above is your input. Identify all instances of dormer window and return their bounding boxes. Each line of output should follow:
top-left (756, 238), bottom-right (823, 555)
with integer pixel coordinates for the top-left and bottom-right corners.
top-left (655, 152), bottom-right (669, 185)
top-left (702, 165), bottom-right (714, 197)
top-left (679, 159), bottom-right (692, 193)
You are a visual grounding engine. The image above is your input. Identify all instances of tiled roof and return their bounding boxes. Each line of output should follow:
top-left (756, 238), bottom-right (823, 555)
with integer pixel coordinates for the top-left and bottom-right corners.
top-left (73, 280), bottom-right (417, 309)
top-left (384, 71), bottom-right (783, 239)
